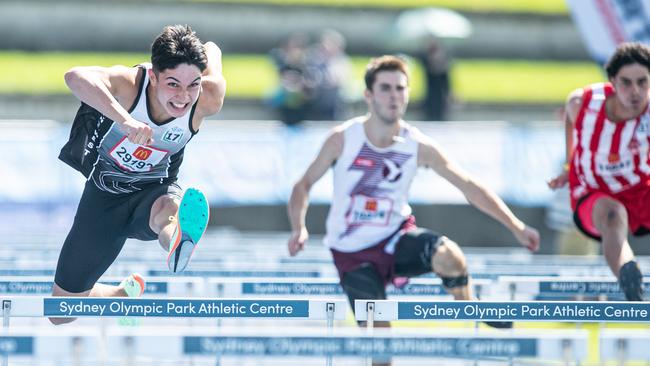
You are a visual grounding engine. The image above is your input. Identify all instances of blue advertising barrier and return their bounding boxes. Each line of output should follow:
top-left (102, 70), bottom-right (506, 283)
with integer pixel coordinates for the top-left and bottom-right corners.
top-left (355, 300), bottom-right (650, 323)
top-left (497, 276), bottom-right (650, 301)
top-left (0, 328), bottom-right (589, 361)
top-left (0, 297), bottom-right (347, 321)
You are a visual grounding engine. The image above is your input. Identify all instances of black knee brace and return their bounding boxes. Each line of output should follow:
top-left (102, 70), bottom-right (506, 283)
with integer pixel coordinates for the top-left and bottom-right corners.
top-left (441, 273), bottom-right (469, 288)
top-left (619, 260), bottom-right (644, 301)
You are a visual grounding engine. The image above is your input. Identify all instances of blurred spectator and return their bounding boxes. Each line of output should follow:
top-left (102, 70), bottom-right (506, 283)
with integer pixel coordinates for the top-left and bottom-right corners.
top-left (268, 33), bottom-right (310, 125)
top-left (268, 30), bottom-right (351, 125)
top-left (303, 29), bottom-right (352, 121)
top-left (419, 38), bottom-right (451, 121)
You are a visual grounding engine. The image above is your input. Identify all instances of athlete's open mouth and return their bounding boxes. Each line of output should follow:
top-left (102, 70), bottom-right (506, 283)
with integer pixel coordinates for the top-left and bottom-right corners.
top-left (169, 101), bottom-right (189, 113)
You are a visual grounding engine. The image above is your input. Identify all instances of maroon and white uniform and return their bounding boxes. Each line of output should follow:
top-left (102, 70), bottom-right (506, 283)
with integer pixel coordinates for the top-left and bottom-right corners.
top-left (324, 118), bottom-right (419, 252)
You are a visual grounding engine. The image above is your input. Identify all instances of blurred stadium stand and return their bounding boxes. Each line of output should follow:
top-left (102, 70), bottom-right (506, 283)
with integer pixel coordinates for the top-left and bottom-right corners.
top-left (0, 1), bottom-right (589, 122)
top-left (0, 1), bottom-right (586, 59)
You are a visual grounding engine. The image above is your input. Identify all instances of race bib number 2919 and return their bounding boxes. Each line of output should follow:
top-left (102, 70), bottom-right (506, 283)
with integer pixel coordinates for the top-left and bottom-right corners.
top-left (109, 137), bottom-right (168, 172)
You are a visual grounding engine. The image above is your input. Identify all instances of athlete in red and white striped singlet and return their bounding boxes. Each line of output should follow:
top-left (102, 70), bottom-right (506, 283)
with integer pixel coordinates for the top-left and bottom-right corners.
top-left (548, 42), bottom-right (650, 301)
top-left (569, 82), bottom-right (650, 201)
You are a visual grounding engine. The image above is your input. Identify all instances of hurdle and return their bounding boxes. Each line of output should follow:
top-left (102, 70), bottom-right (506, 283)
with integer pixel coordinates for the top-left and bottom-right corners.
top-left (498, 276), bottom-right (650, 301)
top-left (0, 269), bottom-right (55, 276)
top-left (355, 299), bottom-right (650, 324)
top-left (173, 330), bottom-right (589, 362)
top-left (0, 326), bottom-right (590, 364)
top-left (467, 266), bottom-right (614, 279)
top-left (353, 300), bottom-right (649, 364)
top-left (0, 276), bottom-right (496, 317)
top-left (0, 296), bottom-right (346, 326)
top-left (147, 269), bottom-right (329, 278)
top-left (209, 277), bottom-right (493, 298)
top-left (0, 265), bottom-right (335, 279)
top-left (600, 329), bottom-right (650, 362)
top-left (0, 297), bottom-right (345, 366)
top-left (0, 327), bottom-right (101, 366)
top-left (0, 276), bottom-right (205, 297)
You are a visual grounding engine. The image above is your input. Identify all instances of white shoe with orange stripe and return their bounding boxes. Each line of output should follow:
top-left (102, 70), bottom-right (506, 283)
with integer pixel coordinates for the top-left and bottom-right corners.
top-left (120, 273), bottom-right (145, 298)
top-left (167, 188), bottom-right (209, 273)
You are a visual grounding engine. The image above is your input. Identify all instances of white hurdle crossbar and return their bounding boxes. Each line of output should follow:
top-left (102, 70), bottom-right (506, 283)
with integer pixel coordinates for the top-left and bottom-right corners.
top-left (0, 297), bottom-right (345, 366)
top-left (147, 269), bottom-right (327, 277)
top-left (0, 276), bottom-right (204, 297)
top-left (355, 300), bottom-right (650, 323)
top-left (498, 276), bottom-right (650, 300)
top-left (176, 333), bottom-right (588, 361)
top-left (0, 276), bottom-right (492, 299)
top-left (0, 327), bottom-right (589, 362)
top-left (0, 297), bottom-right (347, 324)
top-left (209, 277), bottom-right (492, 298)
top-left (0, 268), bottom-right (331, 278)
top-left (600, 330), bottom-right (650, 361)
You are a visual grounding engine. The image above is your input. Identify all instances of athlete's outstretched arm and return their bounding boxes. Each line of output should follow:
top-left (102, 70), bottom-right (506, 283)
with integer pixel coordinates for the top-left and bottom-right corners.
top-left (416, 133), bottom-right (540, 252)
top-left (64, 65), bottom-right (137, 123)
top-left (287, 129), bottom-right (343, 256)
top-left (548, 88), bottom-right (583, 189)
top-left (197, 41), bottom-right (227, 117)
top-left (64, 65), bottom-right (153, 145)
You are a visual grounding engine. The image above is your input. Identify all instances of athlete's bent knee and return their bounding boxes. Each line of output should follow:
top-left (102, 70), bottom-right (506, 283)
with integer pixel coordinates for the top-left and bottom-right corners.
top-left (433, 238), bottom-right (467, 277)
top-left (150, 195), bottom-right (179, 232)
top-left (593, 200), bottom-right (627, 230)
top-left (49, 283), bottom-right (90, 325)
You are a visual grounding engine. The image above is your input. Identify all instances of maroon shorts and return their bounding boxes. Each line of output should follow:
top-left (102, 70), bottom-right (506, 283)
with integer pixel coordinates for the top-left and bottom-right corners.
top-left (572, 183), bottom-right (650, 241)
top-left (330, 216), bottom-right (418, 286)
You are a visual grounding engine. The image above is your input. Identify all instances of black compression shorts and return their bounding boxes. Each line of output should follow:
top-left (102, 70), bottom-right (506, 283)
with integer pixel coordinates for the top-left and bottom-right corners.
top-left (54, 181), bottom-right (182, 293)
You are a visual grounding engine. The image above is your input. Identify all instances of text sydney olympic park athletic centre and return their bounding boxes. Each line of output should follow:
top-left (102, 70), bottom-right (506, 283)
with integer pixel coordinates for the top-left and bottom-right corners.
top-left (47, 299), bottom-right (307, 317)
top-left (406, 302), bottom-right (649, 321)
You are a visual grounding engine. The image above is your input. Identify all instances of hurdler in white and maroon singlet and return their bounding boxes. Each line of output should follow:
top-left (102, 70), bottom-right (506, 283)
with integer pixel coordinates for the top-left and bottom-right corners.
top-left (324, 118), bottom-right (419, 253)
top-left (569, 82), bottom-right (650, 205)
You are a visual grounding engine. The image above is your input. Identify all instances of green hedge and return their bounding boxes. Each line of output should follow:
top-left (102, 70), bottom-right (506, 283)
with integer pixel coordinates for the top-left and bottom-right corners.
top-left (188, 0), bottom-right (568, 14)
top-left (0, 51), bottom-right (602, 103)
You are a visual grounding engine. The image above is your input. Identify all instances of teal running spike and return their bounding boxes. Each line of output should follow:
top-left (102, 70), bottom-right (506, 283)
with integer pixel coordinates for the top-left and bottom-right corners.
top-left (167, 188), bottom-right (209, 273)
